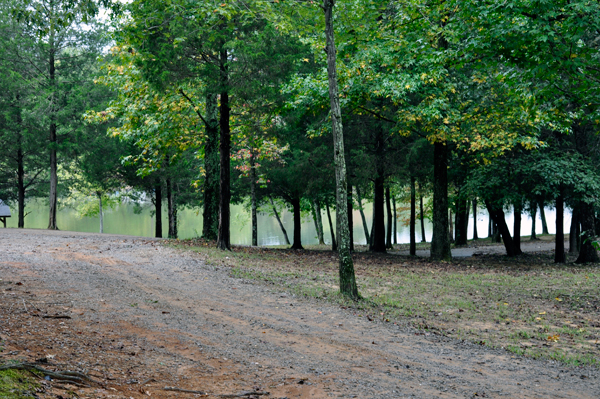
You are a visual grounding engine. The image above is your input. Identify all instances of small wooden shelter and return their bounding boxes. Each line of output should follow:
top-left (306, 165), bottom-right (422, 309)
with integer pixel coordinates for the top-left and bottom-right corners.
top-left (0, 199), bottom-right (11, 228)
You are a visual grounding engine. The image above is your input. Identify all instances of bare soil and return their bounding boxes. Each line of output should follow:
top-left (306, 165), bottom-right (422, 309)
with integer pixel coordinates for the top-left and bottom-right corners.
top-left (0, 228), bottom-right (599, 398)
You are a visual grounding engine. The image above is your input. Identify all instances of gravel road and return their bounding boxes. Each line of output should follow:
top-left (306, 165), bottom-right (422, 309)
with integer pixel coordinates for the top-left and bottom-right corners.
top-left (1, 228), bottom-right (598, 398)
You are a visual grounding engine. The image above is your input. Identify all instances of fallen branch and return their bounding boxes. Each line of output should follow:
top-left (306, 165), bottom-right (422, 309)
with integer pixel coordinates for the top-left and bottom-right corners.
top-left (140, 378), bottom-right (156, 386)
top-left (163, 386), bottom-right (207, 394)
top-left (0, 363), bottom-right (99, 387)
top-left (42, 314), bottom-right (72, 319)
top-left (218, 392), bottom-right (270, 398)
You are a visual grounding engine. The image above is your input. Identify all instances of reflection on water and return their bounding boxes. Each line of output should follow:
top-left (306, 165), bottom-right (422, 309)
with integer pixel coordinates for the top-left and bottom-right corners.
top-left (4, 200), bottom-right (570, 246)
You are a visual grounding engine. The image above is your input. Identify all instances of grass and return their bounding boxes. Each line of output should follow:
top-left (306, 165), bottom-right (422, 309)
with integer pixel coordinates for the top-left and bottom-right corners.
top-left (173, 238), bottom-right (600, 367)
top-left (0, 368), bottom-right (40, 398)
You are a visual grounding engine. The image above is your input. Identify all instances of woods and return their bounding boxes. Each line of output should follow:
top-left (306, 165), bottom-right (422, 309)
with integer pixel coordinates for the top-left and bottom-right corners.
top-left (1, 0), bottom-right (600, 299)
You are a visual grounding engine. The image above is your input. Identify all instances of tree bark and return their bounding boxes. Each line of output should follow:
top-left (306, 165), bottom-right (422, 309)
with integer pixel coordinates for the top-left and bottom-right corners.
top-left (472, 199), bottom-right (478, 240)
top-left (314, 200), bottom-right (325, 244)
top-left (385, 185), bottom-right (393, 249)
top-left (431, 142), bottom-right (451, 260)
top-left (539, 200), bottom-right (549, 235)
top-left (323, 0), bottom-right (358, 298)
top-left (326, 202), bottom-right (337, 251)
top-left (348, 183), bottom-right (354, 251)
top-left (17, 134), bottom-right (25, 228)
top-left (47, 19), bottom-right (58, 231)
top-left (250, 154), bottom-right (258, 246)
top-left (554, 193), bottom-right (565, 263)
top-left (155, 183), bottom-right (163, 238)
top-left (392, 195), bottom-right (397, 245)
top-left (167, 178), bottom-right (177, 239)
top-left (454, 197), bottom-right (468, 246)
top-left (576, 201), bottom-right (599, 263)
top-left (291, 196), bottom-right (303, 250)
top-left (202, 92), bottom-right (219, 241)
top-left (217, 48), bottom-right (231, 250)
top-left (419, 190), bottom-right (426, 242)
top-left (410, 176), bottom-right (416, 256)
top-left (356, 186), bottom-right (370, 245)
top-left (97, 192), bottom-right (103, 234)
top-left (530, 200), bottom-right (538, 240)
top-left (569, 206), bottom-right (579, 253)
top-left (448, 209), bottom-right (454, 244)
top-left (486, 201), bottom-right (516, 256)
top-left (270, 197), bottom-right (290, 245)
top-left (372, 170), bottom-right (386, 252)
top-left (513, 201), bottom-right (522, 255)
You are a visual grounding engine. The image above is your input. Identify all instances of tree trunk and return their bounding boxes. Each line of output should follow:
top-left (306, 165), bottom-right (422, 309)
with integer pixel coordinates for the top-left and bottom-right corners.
top-left (385, 186), bottom-right (393, 249)
top-left (431, 142), bottom-right (451, 260)
top-left (270, 197), bottom-right (290, 245)
top-left (155, 183), bottom-right (163, 238)
top-left (448, 209), bottom-right (454, 244)
top-left (576, 201), bottom-right (599, 263)
top-left (372, 172), bottom-right (386, 252)
top-left (393, 196), bottom-right (398, 245)
top-left (454, 197), bottom-right (468, 246)
top-left (326, 202), bottom-right (337, 251)
top-left (217, 48), bottom-right (231, 250)
top-left (530, 200), bottom-right (538, 240)
top-left (569, 206), bottom-right (579, 253)
top-left (323, 0), bottom-right (358, 298)
top-left (492, 222), bottom-right (501, 243)
top-left (513, 201), bottom-right (523, 255)
top-left (311, 200), bottom-right (323, 245)
top-left (250, 155), bottom-right (258, 246)
top-left (167, 178), bottom-right (177, 239)
top-left (419, 190), bottom-right (426, 242)
top-left (348, 183), bottom-right (354, 251)
top-left (202, 92), bottom-right (219, 241)
top-left (488, 214), bottom-right (493, 237)
top-left (472, 199), bottom-right (478, 240)
top-left (291, 196), bottom-right (303, 250)
top-left (539, 200), bottom-right (549, 235)
top-left (17, 137), bottom-right (25, 228)
top-left (48, 22), bottom-right (58, 231)
top-left (410, 176), bottom-right (416, 256)
top-left (97, 192), bottom-right (103, 234)
top-left (554, 193), bottom-right (565, 263)
top-left (486, 201), bottom-right (516, 256)
top-left (315, 200), bottom-right (325, 244)
top-left (356, 186), bottom-right (370, 245)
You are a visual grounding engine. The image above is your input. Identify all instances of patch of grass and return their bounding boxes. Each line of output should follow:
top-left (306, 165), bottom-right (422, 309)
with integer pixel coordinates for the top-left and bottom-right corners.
top-left (172, 238), bottom-right (600, 367)
top-left (0, 368), bottom-right (40, 398)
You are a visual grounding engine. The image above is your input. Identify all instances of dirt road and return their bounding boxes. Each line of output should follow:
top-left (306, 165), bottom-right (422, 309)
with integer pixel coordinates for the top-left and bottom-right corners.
top-left (1, 229), bottom-right (598, 398)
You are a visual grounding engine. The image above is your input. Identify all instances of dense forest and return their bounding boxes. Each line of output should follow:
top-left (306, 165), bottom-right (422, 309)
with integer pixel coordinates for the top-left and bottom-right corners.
top-left (1, 0), bottom-right (600, 298)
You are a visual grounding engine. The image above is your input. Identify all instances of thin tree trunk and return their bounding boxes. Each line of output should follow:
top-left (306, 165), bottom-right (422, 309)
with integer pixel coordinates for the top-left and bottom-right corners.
top-left (555, 193), bottom-right (565, 263)
top-left (410, 176), bottom-right (416, 256)
top-left (513, 201), bottom-right (522, 255)
top-left (385, 186), bottom-right (393, 249)
top-left (311, 201), bottom-right (323, 245)
top-left (419, 190), bottom-right (426, 242)
top-left (569, 206), bottom-right (579, 254)
top-left (488, 214), bottom-right (493, 238)
top-left (539, 200), bottom-right (549, 235)
top-left (97, 192), bottom-right (103, 234)
top-left (454, 197), bottom-right (468, 246)
top-left (393, 195), bottom-right (397, 245)
top-left (348, 183), bottom-right (354, 251)
top-left (356, 186), bottom-right (370, 245)
top-left (576, 201), bottom-right (599, 263)
top-left (486, 201), bottom-right (516, 256)
top-left (17, 135), bottom-right (25, 228)
top-left (270, 197), bottom-right (289, 245)
top-left (250, 154), bottom-right (257, 246)
top-left (323, 0), bottom-right (358, 298)
top-left (167, 178), bottom-right (177, 239)
top-left (291, 197), bottom-right (303, 250)
top-left (530, 200), bottom-right (538, 240)
top-left (448, 209), bottom-right (454, 244)
top-left (155, 183), bottom-right (162, 238)
top-left (372, 171), bottom-right (386, 252)
top-left (314, 200), bottom-right (325, 244)
top-left (326, 202), bottom-right (337, 251)
top-left (472, 199), bottom-right (478, 240)
top-left (202, 92), bottom-right (219, 241)
top-left (217, 48), bottom-right (231, 250)
top-left (431, 142), bottom-right (451, 260)
top-left (48, 19), bottom-right (58, 231)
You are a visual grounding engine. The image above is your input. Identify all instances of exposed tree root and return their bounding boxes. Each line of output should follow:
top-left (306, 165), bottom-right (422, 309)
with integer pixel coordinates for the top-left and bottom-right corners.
top-left (0, 362), bottom-right (99, 387)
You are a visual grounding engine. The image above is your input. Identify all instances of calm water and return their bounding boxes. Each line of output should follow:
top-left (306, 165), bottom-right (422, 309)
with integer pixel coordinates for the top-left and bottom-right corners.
top-left (3, 200), bottom-right (570, 246)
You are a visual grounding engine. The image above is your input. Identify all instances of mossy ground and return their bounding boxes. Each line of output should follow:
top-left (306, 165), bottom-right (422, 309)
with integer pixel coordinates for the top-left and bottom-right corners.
top-left (0, 368), bottom-right (39, 398)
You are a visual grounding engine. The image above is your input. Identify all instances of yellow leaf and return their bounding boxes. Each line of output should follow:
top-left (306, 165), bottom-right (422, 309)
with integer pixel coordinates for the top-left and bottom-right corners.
top-left (539, 311), bottom-right (546, 315)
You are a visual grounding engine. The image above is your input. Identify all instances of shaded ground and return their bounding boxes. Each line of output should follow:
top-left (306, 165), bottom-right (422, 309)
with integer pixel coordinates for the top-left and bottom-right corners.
top-left (1, 228), bottom-right (599, 398)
